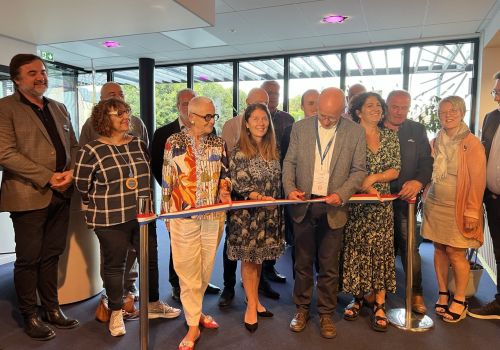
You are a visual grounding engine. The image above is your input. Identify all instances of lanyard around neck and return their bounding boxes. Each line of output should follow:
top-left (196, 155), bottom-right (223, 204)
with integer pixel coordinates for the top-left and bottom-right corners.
top-left (315, 118), bottom-right (337, 166)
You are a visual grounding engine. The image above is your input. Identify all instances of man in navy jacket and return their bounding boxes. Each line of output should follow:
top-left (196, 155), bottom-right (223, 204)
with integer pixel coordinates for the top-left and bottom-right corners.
top-left (383, 90), bottom-right (433, 314)
top-left (469, 71), bottom-right (500, 319)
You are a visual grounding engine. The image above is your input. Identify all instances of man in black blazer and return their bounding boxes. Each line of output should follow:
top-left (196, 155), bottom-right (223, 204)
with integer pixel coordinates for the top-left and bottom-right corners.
top-left (469, 72), bottom-right (500, 319)
top-left (384, 90), bottom-right (433, 314)
top-left (150, 88), bottom-right (220, 301)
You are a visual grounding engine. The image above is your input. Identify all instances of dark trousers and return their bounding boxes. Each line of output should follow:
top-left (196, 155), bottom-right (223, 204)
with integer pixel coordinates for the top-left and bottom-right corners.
top-left (100, 245), bottom-right (139, 295)
top-left (222, 232), bottom-right (237, 289)
top-left (393, 199), bottom-right (423, 295)
top-left (484, 190), bottom-right (500, 301)
top-left (95, 220), bottom-right (159, 311)
top-left (11, 193), bottom-right (70, 317)
top-left (293, 203), bottom-right (343, 315)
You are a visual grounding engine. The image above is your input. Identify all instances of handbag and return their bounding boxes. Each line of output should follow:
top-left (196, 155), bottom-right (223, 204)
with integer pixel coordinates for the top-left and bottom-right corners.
top-left (95, 294), bottom-right (111, 323)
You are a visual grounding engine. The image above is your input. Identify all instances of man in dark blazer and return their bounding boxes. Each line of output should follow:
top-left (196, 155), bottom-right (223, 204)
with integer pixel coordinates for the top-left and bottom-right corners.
top-left (469, 71), bottom-right (500, 319)
top-left (383, 90), bottom-right (433, 314)
top-left (0, 54), bottom-right (80, 340)
top-left (150, 88), bottom-right (220, 301)
top-left (283, 87), bottom-right (366, 339)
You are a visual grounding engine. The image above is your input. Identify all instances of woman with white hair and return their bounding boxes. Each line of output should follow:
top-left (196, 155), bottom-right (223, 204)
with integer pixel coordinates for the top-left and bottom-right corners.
top-left (162, 96), bottom-right (232, 349)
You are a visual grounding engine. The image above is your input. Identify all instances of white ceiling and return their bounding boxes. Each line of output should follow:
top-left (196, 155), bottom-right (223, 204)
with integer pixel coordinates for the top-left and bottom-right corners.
top-left (1, 0), bottom-right (499, 70)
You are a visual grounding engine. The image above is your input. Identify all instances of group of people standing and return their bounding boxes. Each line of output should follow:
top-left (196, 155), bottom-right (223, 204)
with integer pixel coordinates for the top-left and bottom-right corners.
top-left (0, 53), bottom-right (498, 350)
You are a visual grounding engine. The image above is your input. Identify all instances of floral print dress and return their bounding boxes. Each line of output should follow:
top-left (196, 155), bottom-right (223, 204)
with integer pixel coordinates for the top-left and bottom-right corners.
top-left (226, 147), bottom-right (285, 264)
top-left (342, 127), bottom-right (401, 295)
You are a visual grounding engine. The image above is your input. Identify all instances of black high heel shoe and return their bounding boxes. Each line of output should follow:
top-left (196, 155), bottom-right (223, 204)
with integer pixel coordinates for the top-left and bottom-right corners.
top-left (244, 321), bottom-right (258, 333)
top-left (257, 309), bottom-right (273, 318)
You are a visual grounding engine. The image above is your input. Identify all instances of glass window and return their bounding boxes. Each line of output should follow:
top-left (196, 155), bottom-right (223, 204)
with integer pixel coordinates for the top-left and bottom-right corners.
top-left (155, 66), bottom-right (187, 129)
top-left (44, 63), bottom-right (80, 135)
top-left (113, 69), bottom-right (140, 117)
top-left (193, 62), bottom-right (233, 134)
top-left (239, 58), bottom-right (285, 114)
top-left (289, 54), bottom-right (341, 120)
top-left (409, 42), bottom-right (475, 129)
top-left (345, 48), bottom-right (404, 99)
top-left (77, 72), bottom-right (107, 134)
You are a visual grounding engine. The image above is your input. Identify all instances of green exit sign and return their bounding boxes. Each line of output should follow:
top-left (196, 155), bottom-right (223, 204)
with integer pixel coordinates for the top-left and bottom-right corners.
top-left (40, 51), bottom-right (54, 62)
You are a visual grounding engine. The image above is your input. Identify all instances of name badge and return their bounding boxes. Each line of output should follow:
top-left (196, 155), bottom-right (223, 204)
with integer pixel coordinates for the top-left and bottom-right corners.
top-left (312, 170), bottom-right (329, 196)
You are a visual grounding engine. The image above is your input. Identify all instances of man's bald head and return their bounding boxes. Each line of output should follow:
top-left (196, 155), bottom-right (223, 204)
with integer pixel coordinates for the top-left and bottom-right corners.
top-left (100, 82), bottom-right (125, 101)
top-left (318, 87), bottom-right (346, 128)
top-left (246, 87), bottom-right (269, 106)
top-left (347, 84), bottom-right (366, 101)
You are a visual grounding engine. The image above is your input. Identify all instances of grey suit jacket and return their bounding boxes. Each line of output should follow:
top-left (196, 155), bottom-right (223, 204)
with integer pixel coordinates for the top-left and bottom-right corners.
top-left (282, 116), bottom-right (366, 229)
top-left (0, 91), bottom-right (79, 212)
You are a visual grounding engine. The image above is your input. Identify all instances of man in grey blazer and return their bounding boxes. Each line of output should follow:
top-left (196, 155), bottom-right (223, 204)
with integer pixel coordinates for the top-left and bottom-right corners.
top-left (283, 87), bottom-right (366, 339)
top-left (0, 54), bottom-right (80, 340)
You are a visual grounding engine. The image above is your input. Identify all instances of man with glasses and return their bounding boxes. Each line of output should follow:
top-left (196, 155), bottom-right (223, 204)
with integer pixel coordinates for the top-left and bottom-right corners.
top-left (468, 71), bottom-right (500, 319)
top-left (79, 81), bottom-right (148, 301)
top-left (280, 89), bottom-right (320, 279)
top-left (0, 54), bottom-right (80, 340)
top-left (151, 88), bottom-right (220, 302)
top-left (383, 90), bottom-right (433, 314)
top-left (283, 87), bottom-right (366, 338)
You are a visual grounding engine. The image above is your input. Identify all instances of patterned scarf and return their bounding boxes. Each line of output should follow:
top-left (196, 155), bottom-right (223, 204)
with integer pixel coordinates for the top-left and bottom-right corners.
top-left (432, 121), bottom-right (470, 183)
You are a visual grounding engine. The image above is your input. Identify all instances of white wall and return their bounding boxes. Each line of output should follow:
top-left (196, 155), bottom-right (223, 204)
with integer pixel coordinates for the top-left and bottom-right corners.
top-left (0, 172), bottom-right (15, 264)
top-left (0, 35), bottom-right (36, 66)
top-left (0, 36), bottom-right (35, 264)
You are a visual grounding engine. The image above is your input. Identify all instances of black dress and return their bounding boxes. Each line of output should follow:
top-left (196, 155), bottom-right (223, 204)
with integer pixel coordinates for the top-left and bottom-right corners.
top-left (226, 147), bottom-right (285, 264)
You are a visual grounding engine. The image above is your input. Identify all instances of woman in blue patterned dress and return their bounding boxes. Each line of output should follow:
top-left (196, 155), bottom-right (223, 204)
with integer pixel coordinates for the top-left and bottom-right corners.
top-left (226, 103), bottom-right (285, 333)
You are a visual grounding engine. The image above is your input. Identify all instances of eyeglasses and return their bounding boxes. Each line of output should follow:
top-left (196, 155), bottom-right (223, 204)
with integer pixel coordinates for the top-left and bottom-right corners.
top-left (192, 112), bottom-right (219, 122)
top-left (108, 109), bottom-right (130, 118)
top-left (439, 108), bottom-right (460, 117)
top-left (491, 90), bottom-right (500, 97)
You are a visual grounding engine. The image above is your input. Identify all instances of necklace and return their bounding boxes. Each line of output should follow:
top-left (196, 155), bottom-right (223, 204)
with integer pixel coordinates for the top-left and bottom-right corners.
top-left (113, 144), bottom-right (138, 190)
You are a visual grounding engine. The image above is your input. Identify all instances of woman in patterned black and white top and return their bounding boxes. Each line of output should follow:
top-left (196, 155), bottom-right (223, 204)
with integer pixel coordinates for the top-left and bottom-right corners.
top-left (74, 98), bottom-right (180, 337)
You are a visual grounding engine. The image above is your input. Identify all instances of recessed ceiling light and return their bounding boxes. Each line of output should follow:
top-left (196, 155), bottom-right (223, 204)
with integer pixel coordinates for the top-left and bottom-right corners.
top-left (321, 15), bottom-right (349, 24)
top-left (103, 41), bottom-right (120, 48)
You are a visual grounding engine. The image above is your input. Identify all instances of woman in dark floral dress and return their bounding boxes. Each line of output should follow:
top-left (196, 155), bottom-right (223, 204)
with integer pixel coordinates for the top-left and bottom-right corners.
top-left (342, 92), bottom-right (401, 332)
top-left (226, 103), bottom-right (285, 333)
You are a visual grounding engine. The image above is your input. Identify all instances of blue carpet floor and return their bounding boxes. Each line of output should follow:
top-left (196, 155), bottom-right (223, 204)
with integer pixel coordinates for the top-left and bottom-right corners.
top-left (0, 220), bottom-right (498, 350)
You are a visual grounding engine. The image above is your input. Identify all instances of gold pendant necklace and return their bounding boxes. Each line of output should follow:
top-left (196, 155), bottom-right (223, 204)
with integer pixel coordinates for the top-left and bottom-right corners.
top-left (113, 144), bottom-right (138, 190)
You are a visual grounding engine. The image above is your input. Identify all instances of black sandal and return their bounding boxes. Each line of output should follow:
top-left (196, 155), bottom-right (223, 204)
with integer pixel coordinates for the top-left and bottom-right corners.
top-left (435, 291), bottom-right (450, 316)
top-left (344, 296), bottom-right (364, 321)
top-left (442, 298), bottom-right (468, 323)
top-left (371, 302), bottom-right (388, 332)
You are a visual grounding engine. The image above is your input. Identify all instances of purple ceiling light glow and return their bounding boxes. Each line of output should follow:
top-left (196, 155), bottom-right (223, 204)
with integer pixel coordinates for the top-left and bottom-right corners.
top-left (103, 41), bottom-right (120, 48)
top-left (321, 15), bottom-right (349, 24)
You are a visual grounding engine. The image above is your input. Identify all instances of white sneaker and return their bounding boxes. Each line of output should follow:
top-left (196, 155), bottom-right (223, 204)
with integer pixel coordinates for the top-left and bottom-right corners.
top-left (148, 300), bottom-right (181, 319)
top-left (109, 310), bottom-right (126, 336)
